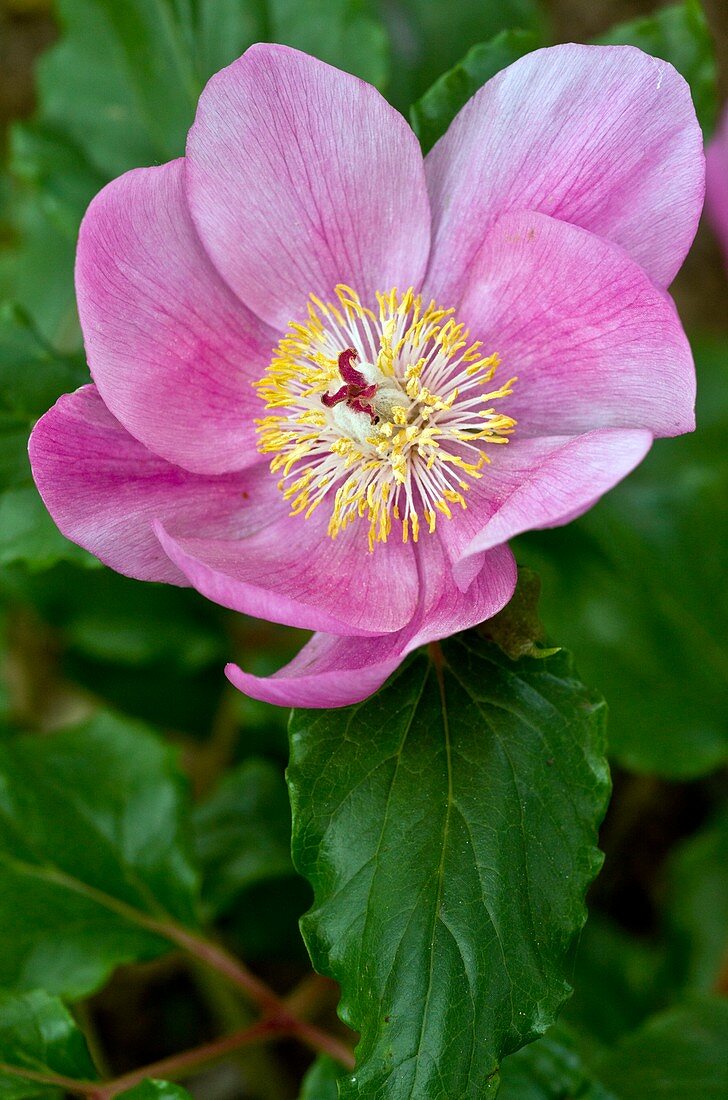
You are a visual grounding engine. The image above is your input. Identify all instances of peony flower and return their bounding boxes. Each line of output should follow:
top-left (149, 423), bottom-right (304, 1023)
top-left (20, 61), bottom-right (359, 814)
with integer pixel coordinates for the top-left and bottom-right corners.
top-left (30, 43), bottom-right (702, 708)
top-left (707, 104), bottom-right (728, 264)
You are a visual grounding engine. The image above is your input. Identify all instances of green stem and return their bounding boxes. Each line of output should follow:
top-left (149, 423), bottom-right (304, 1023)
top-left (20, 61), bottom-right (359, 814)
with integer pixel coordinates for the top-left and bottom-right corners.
top-left (4, 862), bottom-right (356, 1076)
top-left (98, 1019), bottom-right (278, 1098)
top-left (0, 1010), bottom-right (353, 1099)
top-left (136, 923), bottom-right (355, 1069)
top-left (0, 1062), bottom-right (101, 1097)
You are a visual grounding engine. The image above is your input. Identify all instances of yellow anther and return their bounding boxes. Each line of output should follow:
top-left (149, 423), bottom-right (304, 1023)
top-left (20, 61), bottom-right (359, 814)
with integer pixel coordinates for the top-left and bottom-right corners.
top-left (255, 284), bottom-right (514, 552)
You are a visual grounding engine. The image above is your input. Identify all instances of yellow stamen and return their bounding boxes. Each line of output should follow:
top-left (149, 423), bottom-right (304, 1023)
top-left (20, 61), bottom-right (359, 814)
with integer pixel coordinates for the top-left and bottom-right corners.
top-left (255, 286), bottom-right (515, 551)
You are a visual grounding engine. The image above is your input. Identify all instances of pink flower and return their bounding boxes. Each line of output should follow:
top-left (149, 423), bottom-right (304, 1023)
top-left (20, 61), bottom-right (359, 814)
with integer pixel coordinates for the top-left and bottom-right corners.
top-left (707, 105), bottom-right (728, 264)
top-left (30, 44), bottom-right (702, 708)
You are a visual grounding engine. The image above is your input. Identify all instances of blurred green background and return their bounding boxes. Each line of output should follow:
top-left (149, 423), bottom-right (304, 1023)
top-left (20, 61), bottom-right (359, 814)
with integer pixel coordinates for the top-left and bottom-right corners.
top-left (0, 1), bottom-right (726, 1097)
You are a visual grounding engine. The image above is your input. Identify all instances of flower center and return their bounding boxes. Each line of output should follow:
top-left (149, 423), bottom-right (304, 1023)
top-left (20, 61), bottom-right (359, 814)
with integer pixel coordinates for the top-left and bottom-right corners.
top-left (255, 286), bottom-right (516, 551)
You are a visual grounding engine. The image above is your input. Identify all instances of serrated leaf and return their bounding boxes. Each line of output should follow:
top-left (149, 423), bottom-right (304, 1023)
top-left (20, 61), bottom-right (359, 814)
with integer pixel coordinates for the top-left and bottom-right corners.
top-left (193, 758), bottom-right (294, 918)
top-left (0, 989), bottom-right (99, 1099)
top-left (299, 1055), bottom-right (341, 1099)
top-left (0, 713), bottom-right (199, 999)
top-left (597, 997), bottom-right (728, 1098)
top-left (409, 29), bottom-right (538, 152)
top-left (289, 635), bottom-right (609, 1099)
top-left (596, 1), bottom-right (717, 138)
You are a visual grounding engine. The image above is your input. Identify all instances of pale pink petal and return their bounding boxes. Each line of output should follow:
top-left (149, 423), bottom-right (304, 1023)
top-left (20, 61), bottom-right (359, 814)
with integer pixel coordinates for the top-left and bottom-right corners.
top-left (706, 106), bottom-right (728, 265)
top-left (28, 386), bottom-right (269, 583)
top-left (459, 212), bottom-right (695, 439)
top-left (226, 541), bottom-right (516, 707)
top-left (76, 159), bottom-right (275, 475)
top-left (154, 508), bottom-right (419, 637)
top-left (425, 44), bottom-right (704, 302)
top-left (437, 429), bottom-right (653, 590)
top-left (185, 43), bottom-right (430, 329)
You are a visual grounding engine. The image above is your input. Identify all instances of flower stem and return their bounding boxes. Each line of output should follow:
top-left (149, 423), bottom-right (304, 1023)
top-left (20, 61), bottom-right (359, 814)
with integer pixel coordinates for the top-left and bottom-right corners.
top-left (98, 1019), bottom-right (279, 1098)
top-left (154, 924), bottom-right (355, 1069)
top-left (0, 1010), bottom-right (353, 1099)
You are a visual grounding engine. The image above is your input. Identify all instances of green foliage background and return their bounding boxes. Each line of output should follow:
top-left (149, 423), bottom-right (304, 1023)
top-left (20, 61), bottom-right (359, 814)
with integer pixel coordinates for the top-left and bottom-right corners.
top-left (0, 1), bottom-right (726, 1097)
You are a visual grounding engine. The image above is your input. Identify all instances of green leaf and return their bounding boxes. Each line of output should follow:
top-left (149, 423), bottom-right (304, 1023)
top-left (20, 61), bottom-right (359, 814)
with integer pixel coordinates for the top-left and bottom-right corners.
top-left (38, 0), bottom-right (197, 178)
top-left (380, 0), bottom-right (546, 110)
top-left (0, 308), bottom-right (88, 419)
top-left (117, 1083), bottom-right (194, 1100)
top-left (410, 29), bottom-right (538, 152)
top-left (494, 999), bottom-right (728, 1097)
top-left (498, 1023), bottom-right (611, 1100)
top-left (268, 0), bottom-right (390, 88)
top-left (596, 1), bottom-right (717, 138)
top-left (597, 997), bottom-right (728, 1098)
top-left (193, 758), bottom-right (294, 918)
top-left (184, 1), bottom-right (266, 83)
top-left (516, 335), bottom-right (728, 778)
top-left (0, 488), bottom-right (97, 572)
top-left (0, 713), bottom-right (199, 998)
top-left (0, 564), bottom-right (225, 671)
top-left (32, 0), bottom-right (390, 186)
top-left (299, 1055), bottom-right (341, 1099)
top-left (563, 916), bottom-right (667, 1046)
top-left (289, 635), bottom-right (609, 1099)
top-left (8, 123), bottom-right (106, 238)
top-left (0, 989), bottom-right (99, 1098)
top-left (665, 808), bottom-right (728, 993)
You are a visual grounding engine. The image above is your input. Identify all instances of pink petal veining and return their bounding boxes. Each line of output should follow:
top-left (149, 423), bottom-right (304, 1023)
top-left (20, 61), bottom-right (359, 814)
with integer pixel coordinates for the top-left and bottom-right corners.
top-left (76, 159), bottom-right (274, 475)
top-left (226, 541), bottom-right (517, 707)
top-left (424, 44), bottom-right (704, 304)
top-left (458, 211), bottom-right (695, 439)
top-left (185, 43), bottom-right (431, 329)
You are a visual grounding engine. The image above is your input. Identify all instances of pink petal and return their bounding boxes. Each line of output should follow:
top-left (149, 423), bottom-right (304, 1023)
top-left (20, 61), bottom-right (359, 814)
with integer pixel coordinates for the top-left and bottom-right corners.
top-left (185, 43), bottom-right (430, 329)
top-left (707, 106), bottom-right (728, 265)
top-left (76, 159), bottom-right (275, 475)
top-left (425, 44), bottom-right (704, 302)
top-left (28, 385), bottom-right (265, 583)
top-left (459, 211), bottom-right (695, 439)
top-left (438, 429), bottom-right (653, 590)
top-left (154, 507), bottom-right (419, 637)
top-left (226, 540), bottom-right (517, 707)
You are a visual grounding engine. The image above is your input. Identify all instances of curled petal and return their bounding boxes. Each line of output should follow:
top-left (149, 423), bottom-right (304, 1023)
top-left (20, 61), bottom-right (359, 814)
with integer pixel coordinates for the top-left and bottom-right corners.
top-left (226, 540), bottom-right (517, 707)
top-left (437, 429), bottom-right (653, 590)
top-left (154, 507), bottom-right (419, 637)
top-left (425, 43), bottom-right (704, 302)
top-left (28, 385), bottom-right (265, 583)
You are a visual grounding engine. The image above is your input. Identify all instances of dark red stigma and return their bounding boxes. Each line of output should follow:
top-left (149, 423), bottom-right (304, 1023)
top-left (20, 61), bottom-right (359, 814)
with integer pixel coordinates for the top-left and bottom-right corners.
top-left (322, 348), bottom-right (378, 423)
